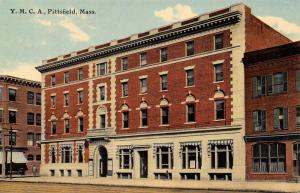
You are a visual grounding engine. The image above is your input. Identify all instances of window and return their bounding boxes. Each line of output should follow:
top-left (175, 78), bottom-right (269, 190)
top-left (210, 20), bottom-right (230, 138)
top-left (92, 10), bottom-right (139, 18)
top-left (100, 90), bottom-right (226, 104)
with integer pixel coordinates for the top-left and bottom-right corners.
top-left (141, 109), bottom-right (148, 127)
top-left (99, 86), bottom-right (105, 101)
top-left (297, 106), bottom-right (300, 128)
top-left (297, 70), bottom-right (300, 91)
top-left (181, 144), bottom-right (201, 169)
top-left (27, 91), bottom-right (34, 104)
top-left (77, 170), bottom-right (82, 177)
top-left (9, 111), bottom-right (16, 123)
top-left (36, 133), bottom-right (41, 148)
top-left (140, 52), bottom-right (147, 66)
top-left (51, 75), bottom-right (56, 86)
top-left (186, 41), bottom-right (194, 56)
top-left (211, 144), bottom-right (233, 169)
top-left (122, 57), bottom-right (128, 70)
top-left (27, 154), bottom-right (34, 161)
top-left (215, 34), bottom-right (223, 50)
top-left (215, 100), bottom-right (225, 120)
top-left (0, 131), bottom-right (2, 146)
top-left (160, 48), bottom-right (168, 62)
top-left (51, 146), bottom-right (56, 163)
top-left (27, 133), bottom-right (34, 146)
top-left (77, 144), bottom-right (84, 163)
top-left (215, 64), bottom-right (223, 82)
top-left (78, 90), bottom-right (84, 104)
top-left (267, 72), bottom-right (287, 95)
top-left (252, 110), bottom-right (266, 132)
top-left (51, 96), bottom-right (56, 108)
top-left (9, 89), bottom-right (16, 101)
top-left (50, 170), bottom-right (55, 176)
top-left (274, 107), bottom-right (288, 129)
top-left (160, 74), bottom-right (168, 91)
top-left (60, 170), bottom-right (64, 177)
top-left (155, 145), bottom-right (173, 169)
top-left (119, 149), bottom-right (133, 169)
top-left (78, 117), bottom-right (84, 132)
top-left (78, 68), bottom-right (84, 80)
top-left (36, 155), bottom-right (41, 161)
top-left (64, 71), bottom-right (69, 83)
top-left (122, 82), bottom-right (128, 97)
top-left (252, 76), bottom-right (266, 97)
top-left (0, 87), bottom-right (2, 100)
top-left (187, 103), bottom-right (195, 122)
top-left (51, 120), bottom-right (57, 134)
top-left (64, 119), bottom-right (70, 133)
top-left (186, 69), bottom-right (194, 86)
top-left (27, 112), bottom-right (34, 125)
top-left (140, 78), bottom-right (147, 94)
top-left (67, 170), bottom-right (71, 177)
top-left (9, 132), bottom-right (16, 146)
top-left (36, 93), bottom-right (41, 105)
top-left (253, 143), bottom-right (286, 173)
top-left (36, 113), bottom-right (41, 126)
top-left (100, 114), bottom-right (106, 129)
top-left (122, 112), bottom-right (129, 129)
top-left (61, 145), bottom-right (72, 163)
top-left (64, 93), bottom-right (69, 106)
top-left (0, 110), bottom-right (3, 123)
top-left (97, 62), bottom-right (107, 76)
top-left (161, 107), bottom-right (169, 125)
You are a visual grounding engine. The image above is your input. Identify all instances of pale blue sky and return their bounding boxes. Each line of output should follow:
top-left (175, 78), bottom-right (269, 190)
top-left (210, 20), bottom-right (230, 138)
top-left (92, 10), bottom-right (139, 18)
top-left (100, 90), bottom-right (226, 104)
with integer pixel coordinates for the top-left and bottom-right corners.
top-left (0, 0), bottom-right (300, 81)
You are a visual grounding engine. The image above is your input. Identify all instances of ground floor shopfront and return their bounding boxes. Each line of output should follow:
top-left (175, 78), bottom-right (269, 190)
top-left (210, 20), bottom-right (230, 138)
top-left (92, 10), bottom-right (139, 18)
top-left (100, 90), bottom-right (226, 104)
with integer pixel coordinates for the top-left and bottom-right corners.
top-left (245, 133), bottom-right (300, 181)
top-left (41, 126), bottom-right (245, 181)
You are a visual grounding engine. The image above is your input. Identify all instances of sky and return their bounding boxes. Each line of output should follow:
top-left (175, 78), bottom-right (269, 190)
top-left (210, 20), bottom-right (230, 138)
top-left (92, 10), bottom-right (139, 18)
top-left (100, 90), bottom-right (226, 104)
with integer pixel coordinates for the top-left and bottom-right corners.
top-left (0, 0), bottom-right (300, 81)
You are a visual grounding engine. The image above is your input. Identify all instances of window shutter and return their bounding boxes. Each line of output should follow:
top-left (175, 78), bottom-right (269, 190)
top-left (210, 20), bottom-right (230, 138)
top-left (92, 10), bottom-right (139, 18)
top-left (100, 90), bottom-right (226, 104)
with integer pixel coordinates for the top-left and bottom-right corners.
top-left (262, 110), bottom-right (266, 131)
top-left (283, 72), bottom-right (288, 92)
top-left (252, 77), bottom-right (257, 97)
top-left (253, 111), bottom-right (258, 131)
top-left (267, 75), bottom-right (273, 95)
top-left (273, 108), bottom-right (280, 129)
top-left (283, 108), bottom-right (288, 129)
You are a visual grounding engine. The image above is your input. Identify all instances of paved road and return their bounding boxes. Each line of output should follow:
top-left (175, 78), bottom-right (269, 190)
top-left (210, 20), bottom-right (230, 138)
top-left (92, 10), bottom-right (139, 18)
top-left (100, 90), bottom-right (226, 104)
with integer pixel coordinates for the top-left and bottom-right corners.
top-left (0, 182), bottom-right (257, 193)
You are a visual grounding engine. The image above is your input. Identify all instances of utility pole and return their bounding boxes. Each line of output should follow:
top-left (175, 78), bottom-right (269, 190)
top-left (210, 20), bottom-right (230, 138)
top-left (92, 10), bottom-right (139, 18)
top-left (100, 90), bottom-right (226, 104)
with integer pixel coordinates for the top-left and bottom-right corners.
top-left (1, 128), bottom-right (5, 178)
top-left (9, 126), bottom-right (12, 179)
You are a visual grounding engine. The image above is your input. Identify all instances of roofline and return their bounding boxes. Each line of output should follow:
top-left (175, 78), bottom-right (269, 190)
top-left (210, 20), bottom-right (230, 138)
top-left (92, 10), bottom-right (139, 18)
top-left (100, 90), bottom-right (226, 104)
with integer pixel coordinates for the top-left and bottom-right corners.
top-left (0, 75), bottom-right (41, 88)
top-left (36, 3), bottom-right (246, 73)
top-left (243, 41), bottom-right (300, 65)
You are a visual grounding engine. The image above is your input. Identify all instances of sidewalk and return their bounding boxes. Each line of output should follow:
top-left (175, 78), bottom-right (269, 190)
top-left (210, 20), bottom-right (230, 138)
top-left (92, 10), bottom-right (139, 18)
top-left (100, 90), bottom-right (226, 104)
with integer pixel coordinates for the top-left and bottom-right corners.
top-left (0, 176), bottom-right (299, 193)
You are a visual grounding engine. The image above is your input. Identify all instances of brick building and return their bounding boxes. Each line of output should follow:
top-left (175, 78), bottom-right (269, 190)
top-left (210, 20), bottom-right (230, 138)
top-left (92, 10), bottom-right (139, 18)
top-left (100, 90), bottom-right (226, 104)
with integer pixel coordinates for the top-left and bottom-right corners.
top-left (244, 41), bottom-right (300, 181)
top-left (0, 75), bottom-right (41, 175)
top-left (36, 3), bottom-right (291, 181)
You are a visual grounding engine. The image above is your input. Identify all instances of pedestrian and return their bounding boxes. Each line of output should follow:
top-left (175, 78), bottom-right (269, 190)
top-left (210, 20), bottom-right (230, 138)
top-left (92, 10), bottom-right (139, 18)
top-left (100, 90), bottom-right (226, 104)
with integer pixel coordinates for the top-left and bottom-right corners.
top-left (32, 165), bottom-right (37, 177)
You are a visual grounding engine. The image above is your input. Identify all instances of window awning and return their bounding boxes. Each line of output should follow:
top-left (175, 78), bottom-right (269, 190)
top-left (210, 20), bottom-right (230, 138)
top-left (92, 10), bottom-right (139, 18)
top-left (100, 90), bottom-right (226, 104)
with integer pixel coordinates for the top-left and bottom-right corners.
top-left (6, 152), bottom-right (27, 164)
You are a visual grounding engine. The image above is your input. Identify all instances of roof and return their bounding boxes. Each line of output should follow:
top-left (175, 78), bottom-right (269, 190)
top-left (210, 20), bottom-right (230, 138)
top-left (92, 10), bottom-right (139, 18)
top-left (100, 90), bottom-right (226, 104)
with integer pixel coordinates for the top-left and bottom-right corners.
top-left (0, 75), bottom-right (41, 88)
top-left (243, 41), bottom-right (300, 65)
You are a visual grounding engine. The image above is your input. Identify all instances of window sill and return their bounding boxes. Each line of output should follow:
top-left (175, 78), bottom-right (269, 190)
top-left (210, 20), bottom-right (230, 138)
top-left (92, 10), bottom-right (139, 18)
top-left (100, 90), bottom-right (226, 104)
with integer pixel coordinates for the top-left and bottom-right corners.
top-left (185, 85), bottom-right (195, 88)
top-left (121, 127), bottom-right (129, 130)
top-left (213, 119), bottom-right (225, 122)
top-left (50, 107), bottom-right (56, 109)
top-left (121, 96), bottom-right (128, 99)
top-left (184, 122), bottom-right (196, 125)
top-left (160, 89), bottom-right (168, 92)
top-left (139, 126), bottom-right (148, 129)
top-left (63, 106), bottom-right (69, 108)
top-left (139, 93), bottom-right (148, 95)
top-left (159, 124), bottom-right (170, 127)
top-left (213, 81), bottom-right (224, 84)
top-left (77, 103), bottom-right (83, 106)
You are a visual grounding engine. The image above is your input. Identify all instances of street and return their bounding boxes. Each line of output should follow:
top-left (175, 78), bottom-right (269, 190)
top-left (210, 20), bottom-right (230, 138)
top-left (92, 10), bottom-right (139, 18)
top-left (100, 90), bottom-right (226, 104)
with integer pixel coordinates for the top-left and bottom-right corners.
top-left (0, 182), bottom-right (258, 193)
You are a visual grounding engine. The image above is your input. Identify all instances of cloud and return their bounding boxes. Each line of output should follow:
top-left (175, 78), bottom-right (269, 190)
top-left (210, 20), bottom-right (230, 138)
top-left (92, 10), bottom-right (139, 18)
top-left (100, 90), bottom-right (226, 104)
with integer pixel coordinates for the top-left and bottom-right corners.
top-left (1, 63), bottom-right (41, 82)
top-left (258, 16), bottom-right (300, 41)
top-left (154, 4), bottom-right (196, 22)
top-left (34, 17), bottom-right (90, 42)
top-left (34, 18), bottom-right (53, 27)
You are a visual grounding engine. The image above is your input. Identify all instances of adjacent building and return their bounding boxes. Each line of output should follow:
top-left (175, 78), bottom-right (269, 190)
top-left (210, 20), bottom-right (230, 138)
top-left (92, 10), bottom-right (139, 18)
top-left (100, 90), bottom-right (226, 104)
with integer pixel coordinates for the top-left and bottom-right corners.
top-left (36, 3), bottom-right (291, 181)
top-left (0, 75), bottom-right (41, 175)
top-left (244, 41), bottom-right (300, 181)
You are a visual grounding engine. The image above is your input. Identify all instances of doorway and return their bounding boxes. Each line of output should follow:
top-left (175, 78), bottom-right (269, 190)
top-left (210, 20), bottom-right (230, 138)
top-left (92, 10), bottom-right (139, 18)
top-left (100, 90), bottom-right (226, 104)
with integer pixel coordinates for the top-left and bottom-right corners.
top-left (98, 146), bottom-right (108, 177)
top-left (139, 151), bottom-right (148, 178)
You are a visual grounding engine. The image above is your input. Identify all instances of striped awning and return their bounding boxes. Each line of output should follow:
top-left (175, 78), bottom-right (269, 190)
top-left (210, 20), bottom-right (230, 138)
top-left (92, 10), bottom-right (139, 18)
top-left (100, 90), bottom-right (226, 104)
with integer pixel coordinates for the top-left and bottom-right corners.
top-left (207, 139), bottom-right (233, 157)
top-left (6, 152), bottom-right (27, 164)
top-left (153, 143), bottom-right (173, 148)
top-left (179, 141), bottom-right (202, 157)
top-left (117, 145), bottom-right (133, 150)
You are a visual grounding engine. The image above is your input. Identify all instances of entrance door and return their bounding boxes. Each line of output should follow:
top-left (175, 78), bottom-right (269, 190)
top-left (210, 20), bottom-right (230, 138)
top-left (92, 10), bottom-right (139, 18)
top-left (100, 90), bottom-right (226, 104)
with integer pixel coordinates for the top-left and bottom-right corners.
top-left (294, 143), bottom-right (300, 176)
top-left (99, 146), bottom-right (108, 177)
top-left (139, 151), bottom-right (148, 178)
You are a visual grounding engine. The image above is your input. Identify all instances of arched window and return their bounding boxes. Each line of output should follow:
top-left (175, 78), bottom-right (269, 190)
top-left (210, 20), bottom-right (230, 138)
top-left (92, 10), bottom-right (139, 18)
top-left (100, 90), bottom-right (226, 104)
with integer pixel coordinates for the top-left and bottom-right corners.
top-left (253, 143), bottom-right (286, 173)
top-left (50, 114), bottom-right (57, 135)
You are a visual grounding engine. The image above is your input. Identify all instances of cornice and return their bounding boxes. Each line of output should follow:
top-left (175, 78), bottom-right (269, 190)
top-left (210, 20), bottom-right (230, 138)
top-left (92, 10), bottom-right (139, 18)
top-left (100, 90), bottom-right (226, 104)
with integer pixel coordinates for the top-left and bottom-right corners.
top-left (36, 11), bottom-right (241, 73)
top-left (0, 75), bottom-right (41, 88)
